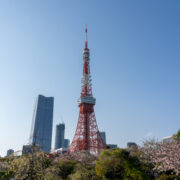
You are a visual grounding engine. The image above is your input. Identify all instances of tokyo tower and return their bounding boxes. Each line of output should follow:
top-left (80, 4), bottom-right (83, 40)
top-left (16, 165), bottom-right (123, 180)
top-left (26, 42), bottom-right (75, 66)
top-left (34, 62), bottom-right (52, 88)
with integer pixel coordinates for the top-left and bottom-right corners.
top-left (68, 27), bottom-right (105, 154)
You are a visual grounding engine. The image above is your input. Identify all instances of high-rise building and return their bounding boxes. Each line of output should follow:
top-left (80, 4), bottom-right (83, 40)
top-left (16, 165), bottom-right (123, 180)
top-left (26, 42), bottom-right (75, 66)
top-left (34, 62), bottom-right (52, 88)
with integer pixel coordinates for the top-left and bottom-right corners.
top-left (68, 27), bottom-right (105, 154)
top-left (30, 95), bottom-right (54, 153)
top-left (162, 136), bottom-right (173, 143)
top-left (107, 144), bottom-right (118, 149)
top-left (64, 139), bottom-right (70, 148)
top-left (54, 123), bottom-right (65, 149)
top-left (127, 142), bottom-right (138, 149)
top-left (100, 132), bottom-right (106, 144)
top-left (6, 149), bottom-right (14, 157)
top-left (22, 145), bottom-right (33, 154)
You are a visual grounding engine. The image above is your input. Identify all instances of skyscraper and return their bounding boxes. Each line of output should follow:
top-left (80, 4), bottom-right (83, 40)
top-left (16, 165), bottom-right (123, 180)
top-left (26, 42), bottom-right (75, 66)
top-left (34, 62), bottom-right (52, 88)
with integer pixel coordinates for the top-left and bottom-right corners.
top-left (64, 139), bottom-right (70, 148)
top-left (54, 123), bottom-right (65, 149)
top-left (100, 132), bottom-right (106, 144)
top-left (6, 149), bottom-right (14, 157)
top-left (30, 95), bottom-right (54, 153)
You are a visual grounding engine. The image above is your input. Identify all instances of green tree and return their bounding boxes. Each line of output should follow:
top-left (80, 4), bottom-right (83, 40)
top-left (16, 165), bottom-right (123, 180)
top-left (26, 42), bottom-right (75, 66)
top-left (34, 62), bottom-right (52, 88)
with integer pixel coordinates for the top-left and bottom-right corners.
top-left (0, 157), bottom-right (11, 179)
top-left (55, 160), bottom-right (76, 180)
top-left (6, 152), bottom-right (52, 180)
top-left (96, 148), bottom-right (153, 180)
top-left (70, 163), bottom-right (100, 180)
top-left (177, 129), bottom-right (180, 138)
top-left (172, 128), bottom-right (180, 141)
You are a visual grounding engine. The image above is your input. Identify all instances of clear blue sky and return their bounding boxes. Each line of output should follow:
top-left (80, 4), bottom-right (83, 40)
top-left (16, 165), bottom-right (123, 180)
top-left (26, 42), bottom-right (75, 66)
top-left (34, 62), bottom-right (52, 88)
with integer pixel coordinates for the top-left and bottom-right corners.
top-left (0, 0), bottom-right (179, 156)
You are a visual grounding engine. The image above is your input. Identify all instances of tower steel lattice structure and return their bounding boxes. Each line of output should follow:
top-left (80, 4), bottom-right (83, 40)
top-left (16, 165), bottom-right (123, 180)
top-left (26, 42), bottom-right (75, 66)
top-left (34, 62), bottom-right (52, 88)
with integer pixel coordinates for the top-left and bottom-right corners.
top-left (68, 27), bottom-right (105, 154)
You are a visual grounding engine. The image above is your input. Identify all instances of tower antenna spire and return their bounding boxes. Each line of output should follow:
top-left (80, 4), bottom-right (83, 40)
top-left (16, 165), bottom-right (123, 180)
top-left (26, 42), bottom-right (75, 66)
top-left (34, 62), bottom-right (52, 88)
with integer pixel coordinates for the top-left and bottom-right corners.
top-left (85, 25), bottom-right (88, 49)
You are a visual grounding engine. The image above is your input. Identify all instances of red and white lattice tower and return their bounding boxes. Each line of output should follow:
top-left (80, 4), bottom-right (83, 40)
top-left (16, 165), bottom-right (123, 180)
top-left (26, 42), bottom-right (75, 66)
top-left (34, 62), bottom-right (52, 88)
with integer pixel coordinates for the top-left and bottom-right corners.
top-left (68, 27), bottom-right (105, 154)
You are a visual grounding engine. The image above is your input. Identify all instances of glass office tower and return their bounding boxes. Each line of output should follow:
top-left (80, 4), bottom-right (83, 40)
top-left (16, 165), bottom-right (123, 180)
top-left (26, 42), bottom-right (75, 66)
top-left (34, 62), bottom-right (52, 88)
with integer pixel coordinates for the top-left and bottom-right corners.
top-left (100, 131), bottom-right (106, 144)
top-left (30, 95), bottom-right (54, 153)
top-left (54, 123), bottom-right (65, 149)
top-left (64, 139), bottom-right (70, 148)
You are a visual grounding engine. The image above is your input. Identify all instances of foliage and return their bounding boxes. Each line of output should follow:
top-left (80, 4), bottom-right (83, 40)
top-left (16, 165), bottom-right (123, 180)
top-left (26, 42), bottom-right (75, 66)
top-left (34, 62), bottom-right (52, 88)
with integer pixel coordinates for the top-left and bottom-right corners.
top-left (4, 152), bottom-right (52, 180)
top-left (0, 157), bottom-right (12, 179)
top-left (56, 160), bottom-right (76, 180)
top-left (95, 148), bottom-right (153, 180)
top-left (141, 140), bottom-right (180, 175)
top-left (177, 129), bottom-right (180, 138)
top-left (45, 159), bottom-right (76, 180)
top-left (70, 163), bottom-right (100, 180)
top-left (1, 139), bottom-right (180, 180)
top-left (173, 128), bottom-right (180, 141)
top-left (156, 173), bottom-right (180, 180)
top-left (68, 151), bottom-right (100, 180)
